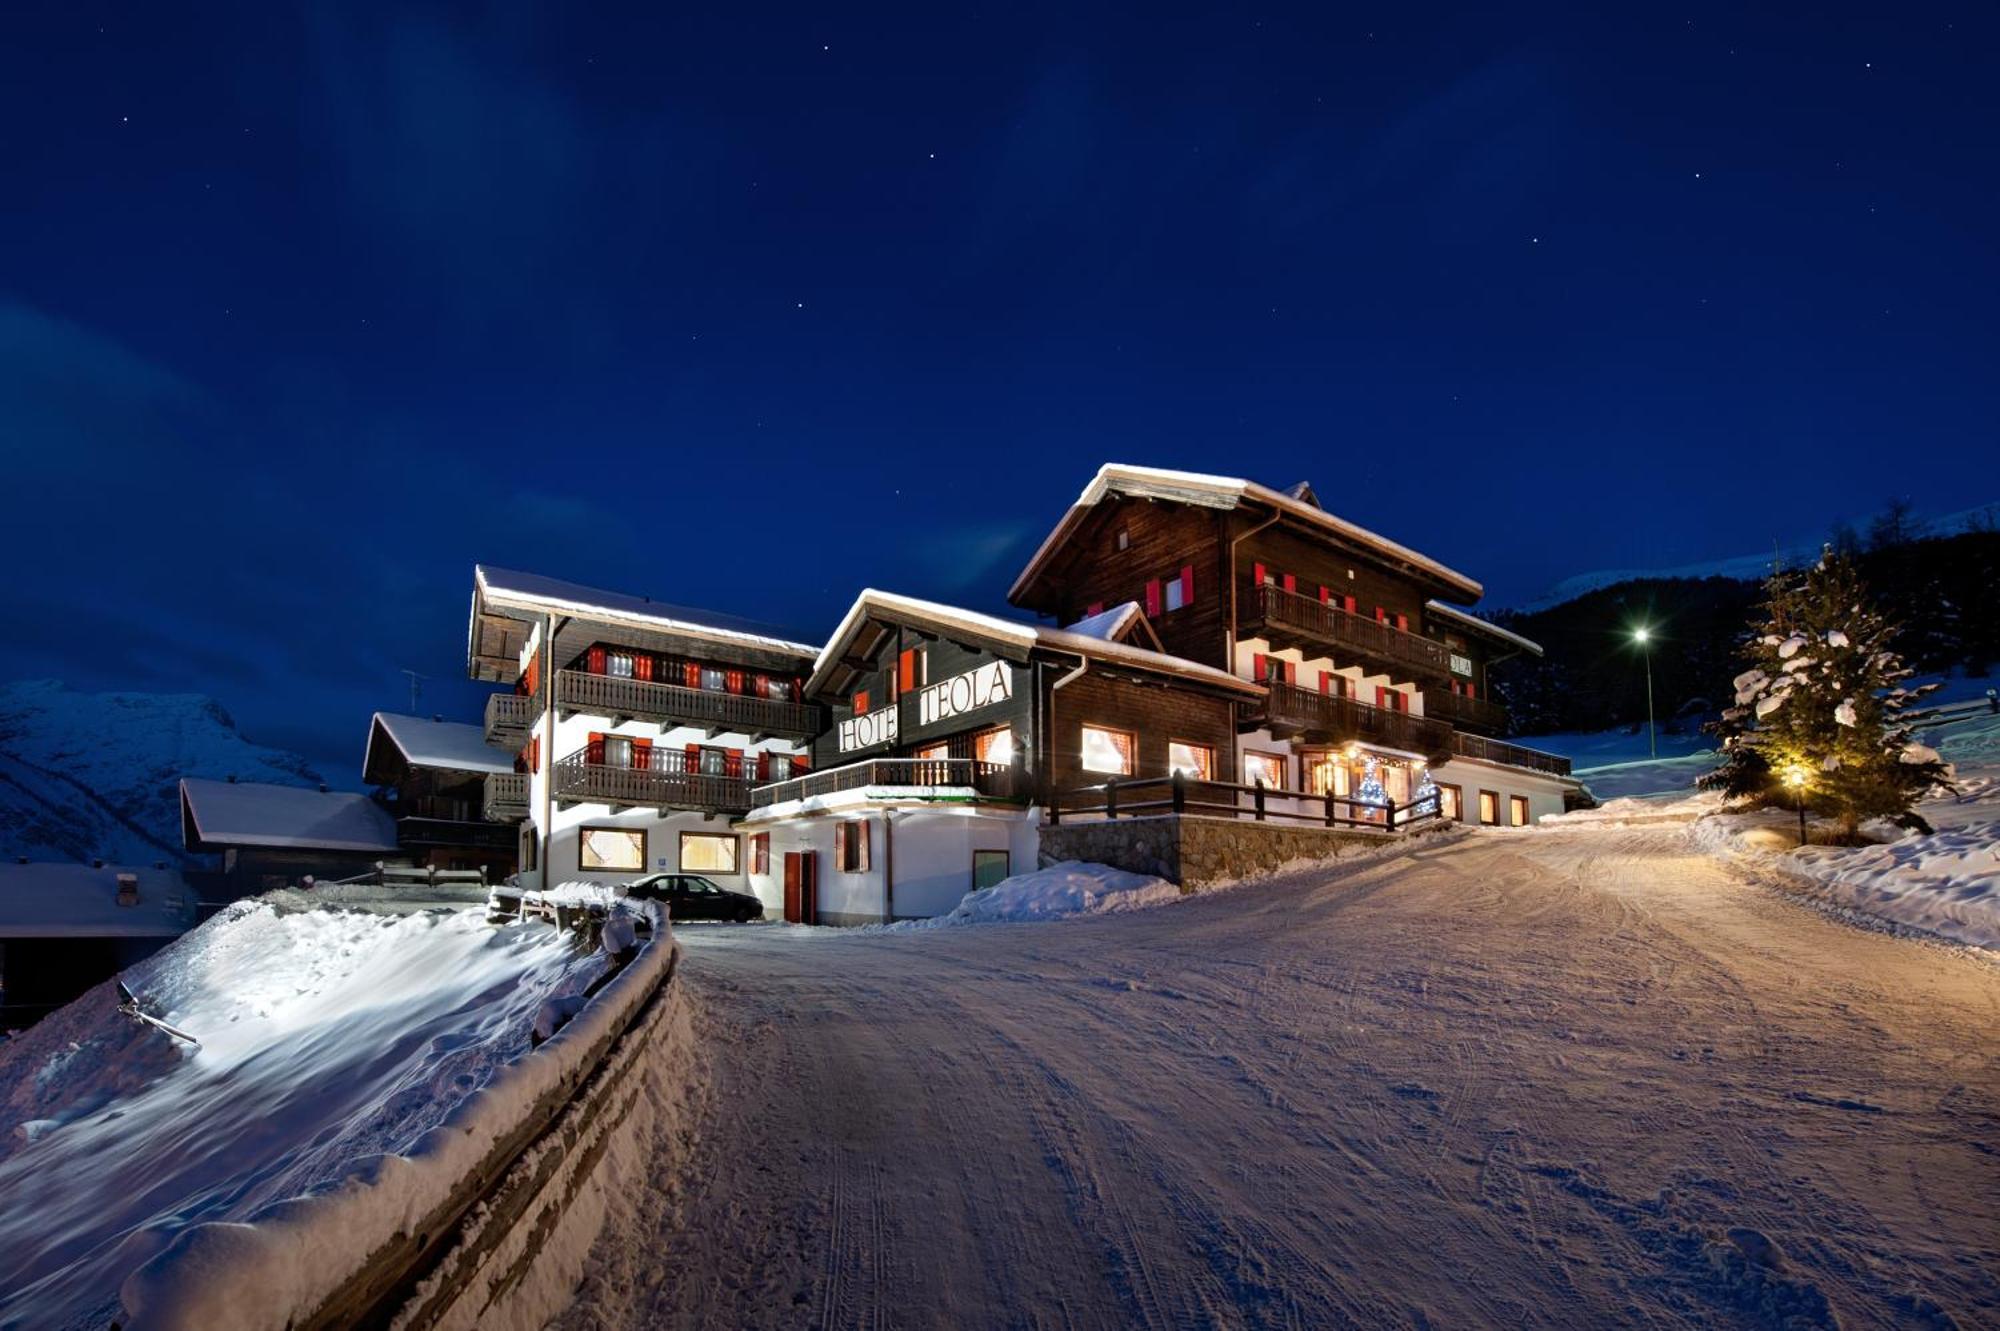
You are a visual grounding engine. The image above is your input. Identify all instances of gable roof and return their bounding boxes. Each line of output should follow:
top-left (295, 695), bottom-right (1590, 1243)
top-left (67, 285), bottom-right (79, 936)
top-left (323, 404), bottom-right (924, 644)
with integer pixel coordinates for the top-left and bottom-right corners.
top-left (0, 862), bottom-right (196, 938)
top-left (364, 713), bottom-right (517, 785)
top-left (473, 566), bottom-right (820, 658)
top-left (1424, 601), bottom-right (1545, 657)
top-left (1008, 463), bottom-right (1484, 605)
top-left (180, 778), bottom-right (401, 854)
top-left (809, 589), bottom-right (1263, 699)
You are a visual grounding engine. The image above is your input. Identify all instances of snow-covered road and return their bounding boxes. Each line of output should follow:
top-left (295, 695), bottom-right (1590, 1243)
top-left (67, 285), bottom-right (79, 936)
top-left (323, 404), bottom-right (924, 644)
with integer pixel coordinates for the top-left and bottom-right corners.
top-left (560, 827), bottom-right (2000, 1329)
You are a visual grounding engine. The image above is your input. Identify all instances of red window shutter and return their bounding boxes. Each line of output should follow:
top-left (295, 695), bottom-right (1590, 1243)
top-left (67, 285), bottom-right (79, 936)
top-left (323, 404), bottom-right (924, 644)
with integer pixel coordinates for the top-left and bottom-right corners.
top-left (1282, 573), bottom-right (1297, 595)
top-left (1284, 660), bottom-right (1297, 685)
top-left (1179, 565), bottom-right (1194, 606)
top-left (587, 646), bottom-right (607, 675)
top-left (1252, 652), bottom-right (1267, 682)
top-left (758, 751), bottom-right (771, 781)
top-left (684, 661), bottom-right (701, 689)
top-left (857, 821), bottom-right (871, 870)
top-left (726, 749), bottom-right (743, 779)
top-left (632, 737), bottom-right (653, 770)
top-left (1374, 606), bottom-right (1386, 623)
top-left (726, 669), bottom-right (744, 695)
top-left (898, 650), bottom-right (915, 693)
top-left (835, 822), bottom-right (847, 865)
top-left (1318, 670), bottom-right (1331, 695)
top-left (1466, 682), bottom-right (1476, 699)
top-left (792, 676), bottom-right (805, 702)
top-left (634, 654), bottom-right (654, 682)
top-left (1395, 613), bottom-right (1409, 632)
top-left (793, 752), bottom-right (810, 772)
top-left (685, 742), bottom-right (699, 773)
top-left (1343, 594), bottom-right (1357, 614)
top-left (587, 731), bottom-right (605, 764)
top-left (853, 689), bottom-right (869, 716)
top-left (1318, 585), bottom-right (1330, 604)
top-left (1253, 562), bottom-right (1267, 586)
top-left (1145, 579), bottom-right (1162, 617)
top-left (1086, 601), bottom-right (1104, 616)
top-left (1374, 687), bottom-right (1386, 709)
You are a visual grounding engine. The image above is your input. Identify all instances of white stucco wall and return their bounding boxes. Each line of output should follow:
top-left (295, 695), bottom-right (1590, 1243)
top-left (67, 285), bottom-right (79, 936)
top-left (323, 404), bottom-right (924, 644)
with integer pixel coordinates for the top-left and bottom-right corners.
top-left (740, 804), bottom-right (1040, 925)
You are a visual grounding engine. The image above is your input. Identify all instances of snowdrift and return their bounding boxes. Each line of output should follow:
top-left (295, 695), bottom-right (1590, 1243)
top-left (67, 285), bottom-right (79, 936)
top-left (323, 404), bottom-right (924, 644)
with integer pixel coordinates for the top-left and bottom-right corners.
top-left (944, 860), bottom-right (1182, 924)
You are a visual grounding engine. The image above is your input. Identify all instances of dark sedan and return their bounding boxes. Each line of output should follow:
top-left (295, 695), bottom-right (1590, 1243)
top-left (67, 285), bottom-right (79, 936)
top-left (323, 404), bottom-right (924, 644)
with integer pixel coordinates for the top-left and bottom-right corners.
top-left (623, 873), bottom-right (766, 923)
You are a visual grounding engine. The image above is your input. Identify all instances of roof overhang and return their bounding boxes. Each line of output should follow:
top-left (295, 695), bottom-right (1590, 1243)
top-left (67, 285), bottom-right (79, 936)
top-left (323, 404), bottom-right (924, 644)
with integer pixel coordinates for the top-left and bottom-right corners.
top-left (1424, 600), bottom-right (1544, 658)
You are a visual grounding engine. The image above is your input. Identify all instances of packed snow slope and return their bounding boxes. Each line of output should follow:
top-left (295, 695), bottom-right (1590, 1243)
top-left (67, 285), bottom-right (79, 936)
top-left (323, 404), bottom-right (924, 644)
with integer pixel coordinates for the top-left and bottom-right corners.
top-left (561, 831), bottom-right (1998, 1330)
top-left (0, 901), bottom-right (601, 1329)
top-left (0, 680), bottom-right (321, 865)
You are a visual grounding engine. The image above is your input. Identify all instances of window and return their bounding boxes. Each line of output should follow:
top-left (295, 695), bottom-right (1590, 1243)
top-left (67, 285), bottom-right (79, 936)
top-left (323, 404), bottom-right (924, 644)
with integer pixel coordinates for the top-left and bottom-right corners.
top-left (1243, 751), bottom-right (1287, 790)
top-left (898, 647), bottom-right (925, 694)
top-left (1164, 575), bottom-right (1184, 612)
top-left (604, 735), bottom-right (634, 768)
top-left (913, 741), bottom-right (949, 761)
top-left (607, 651), bottom-right (635, 678)
top-left (580, 826), bottom-right (645, 872)
top-left (762, 676), bottom-right (795, 702)
top-left (1080, 725), bottom-right (1135, 775)
top-left (1436, 783), bottom-right (1463, 822)
top-left (701, 666), bottom-right (727, 692)
top-left (973, 849), bottom-right (1010, 890)
top-left (1509, 795), bottom-right (1531, 828)
top-left (1478, 790), bottom-right (1500, 826)
top-left (1115, 527), bottom-right (1129, 551)
top-left (974, 726), bottom-right (1014, 766)
top-left (751, 833), bottom-right (770, 875)
top-left (836, 819), bottom-right (871, 872)
top-left (766, 754), bottom-right (794, 782)
top-left (1303, 753), bottom-right (1350, 798)
top-left (1167, 741), bottom-right (1213, 780)
top-left (521, 828), bottom-right (539, 871)
top-left (700, 747), bottom-right (728, 776)
top-left (681, 832), bottom-right (739, 874)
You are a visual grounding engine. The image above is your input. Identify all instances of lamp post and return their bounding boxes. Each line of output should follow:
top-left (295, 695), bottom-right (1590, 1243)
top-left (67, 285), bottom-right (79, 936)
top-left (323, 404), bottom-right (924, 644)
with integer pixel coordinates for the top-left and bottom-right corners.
top-left (1785, 766), bottom-right (1809, 846)
top-left (1632, 626), bottom-right (1657, 759)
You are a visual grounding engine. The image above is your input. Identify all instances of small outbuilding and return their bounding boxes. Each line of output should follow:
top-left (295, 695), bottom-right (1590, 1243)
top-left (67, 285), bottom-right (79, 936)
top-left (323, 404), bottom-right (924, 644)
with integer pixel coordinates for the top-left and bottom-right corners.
top-left (179, 777), bottom-right (402, 898)
top-left (0, 862), bottom-right (196, 1029)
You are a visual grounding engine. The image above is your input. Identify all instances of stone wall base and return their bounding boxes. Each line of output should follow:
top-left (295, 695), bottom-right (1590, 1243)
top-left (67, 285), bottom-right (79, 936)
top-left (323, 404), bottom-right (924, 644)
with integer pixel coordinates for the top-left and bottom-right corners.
top-left (1039, 815), bottom-right (1392, 889)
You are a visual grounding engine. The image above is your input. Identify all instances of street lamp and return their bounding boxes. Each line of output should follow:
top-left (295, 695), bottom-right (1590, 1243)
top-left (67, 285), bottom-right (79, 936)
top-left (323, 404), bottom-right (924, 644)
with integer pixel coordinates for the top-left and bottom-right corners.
top-left (1632, 626), bottom-right (1656, 759)
top-left (1784, 765), bottom-right (1809, 846)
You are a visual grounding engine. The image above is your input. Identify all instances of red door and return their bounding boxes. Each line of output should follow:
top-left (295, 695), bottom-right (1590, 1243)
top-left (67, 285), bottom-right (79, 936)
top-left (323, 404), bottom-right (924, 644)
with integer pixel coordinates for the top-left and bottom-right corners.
top-left (783, 851), bottom-right (819, 924)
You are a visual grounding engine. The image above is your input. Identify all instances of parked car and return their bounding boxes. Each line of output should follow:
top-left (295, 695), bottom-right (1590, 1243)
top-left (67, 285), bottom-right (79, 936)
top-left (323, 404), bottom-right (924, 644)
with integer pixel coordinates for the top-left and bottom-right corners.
top-left (622, 873), bottom-right (765, 923)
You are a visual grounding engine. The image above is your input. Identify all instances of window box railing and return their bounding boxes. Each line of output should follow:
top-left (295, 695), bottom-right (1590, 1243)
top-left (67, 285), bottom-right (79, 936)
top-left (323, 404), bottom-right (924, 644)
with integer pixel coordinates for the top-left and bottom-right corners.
top-left (751, 757), bottom-right (1019, 809)
top-left (1421, 687), bottom-right (1509, 734)
top-left (557, 669), bottom-right (817, 739)
top-left (485, 692), bottom-right (537, 746)
top-left (1244, 585), bottom-right (1455, 682)
top-left (1449, 732), bottom-right (1572, 777)
top-left (483, 771), bottom-right (529, 822)
top-left (1250, 681), bottom-right (1456, 762)
top-left (1051, 771), bottom-right (1443, 832)
top-left (553, 747), bottom-right (754, 813)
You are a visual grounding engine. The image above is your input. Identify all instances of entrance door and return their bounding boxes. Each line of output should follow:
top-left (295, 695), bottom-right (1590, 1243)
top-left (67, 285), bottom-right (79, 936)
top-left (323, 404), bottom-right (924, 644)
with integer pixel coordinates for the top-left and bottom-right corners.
top-left (783, 851), bottom-right (818, 924)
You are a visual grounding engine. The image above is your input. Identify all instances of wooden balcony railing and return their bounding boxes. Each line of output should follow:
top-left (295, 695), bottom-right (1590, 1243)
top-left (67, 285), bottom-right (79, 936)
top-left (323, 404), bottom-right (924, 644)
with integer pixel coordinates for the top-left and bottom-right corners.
top-left (485, 692), bottom-right (537, 746)
top-left (483, 771), bottom-right (529, 822)
top-left (1250, 681), bottom-right (1456, 762)
top-left (1449, 732), bottom-right (1572, 777)
top-left (556, 670), bottom-right (817, 739)
top-left (751, 757), bottom-right (1019, 809)
top-left (1422, 687), bottom-right (1509, 734)
top-left (395, 816), bottom-right (519, 851)
top-left (1051, 771), bottom-right (1444, 833)
top-left (553, 748), bottom-right (753, 813)
top-left (1244, 585), bottom-right (1454, 682)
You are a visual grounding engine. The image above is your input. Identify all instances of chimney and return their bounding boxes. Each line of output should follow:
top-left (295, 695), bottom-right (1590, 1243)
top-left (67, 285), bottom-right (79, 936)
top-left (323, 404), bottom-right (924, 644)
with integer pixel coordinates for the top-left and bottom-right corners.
top-left (116, 872), bottom-right (140, 906)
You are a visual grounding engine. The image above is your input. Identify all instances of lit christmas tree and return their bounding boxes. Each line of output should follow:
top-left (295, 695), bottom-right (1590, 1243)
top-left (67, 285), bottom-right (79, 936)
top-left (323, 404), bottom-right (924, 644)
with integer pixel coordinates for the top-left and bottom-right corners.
top-left (1356, 756), bottom-right (1388, 810)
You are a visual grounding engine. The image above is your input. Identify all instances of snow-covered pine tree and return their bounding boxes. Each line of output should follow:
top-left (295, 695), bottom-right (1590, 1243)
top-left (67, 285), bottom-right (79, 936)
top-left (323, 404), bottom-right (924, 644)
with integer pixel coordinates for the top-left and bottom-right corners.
top-left (1700, 546), bottom-right (1951, 837)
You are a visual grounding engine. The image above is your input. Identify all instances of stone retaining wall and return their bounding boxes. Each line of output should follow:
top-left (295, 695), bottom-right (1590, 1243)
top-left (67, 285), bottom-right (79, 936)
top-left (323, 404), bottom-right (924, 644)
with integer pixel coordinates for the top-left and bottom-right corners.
top-left (1039, 815), bottom-right (1389, 888)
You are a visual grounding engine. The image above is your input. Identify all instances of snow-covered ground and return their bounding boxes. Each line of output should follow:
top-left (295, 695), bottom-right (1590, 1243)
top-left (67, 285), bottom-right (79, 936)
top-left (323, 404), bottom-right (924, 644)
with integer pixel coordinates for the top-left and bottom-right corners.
top-left (558, 827), bottom-right (1999, 1328)
top-left (0, 901), bottom-right (606, 1328)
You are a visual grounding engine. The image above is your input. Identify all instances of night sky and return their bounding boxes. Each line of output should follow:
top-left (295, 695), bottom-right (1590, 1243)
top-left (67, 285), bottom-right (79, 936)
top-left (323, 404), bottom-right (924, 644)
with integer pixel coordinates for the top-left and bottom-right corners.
top-left (2, 3), bottom-right (1994, 783)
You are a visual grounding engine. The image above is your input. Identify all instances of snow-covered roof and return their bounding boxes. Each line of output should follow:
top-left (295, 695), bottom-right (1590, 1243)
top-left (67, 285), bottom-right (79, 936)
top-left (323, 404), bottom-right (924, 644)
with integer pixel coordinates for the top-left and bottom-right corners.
top-left (0, 862), bottom-right (196, 938)
top-left (180, 778), bottom-right (401, 853)
top-left (1062, 602), bottom-right (1144, 641)
top-left (364, 712), bottom-right (517, 783)
top-left (473, 566), bottom-right (820, 658)
top-left (1009, 463), bottom-right (1484, 604)
top-left (809, 589), bottom-right (1263, 698)
top-left (1424, 601), bottom-right (1544, 657)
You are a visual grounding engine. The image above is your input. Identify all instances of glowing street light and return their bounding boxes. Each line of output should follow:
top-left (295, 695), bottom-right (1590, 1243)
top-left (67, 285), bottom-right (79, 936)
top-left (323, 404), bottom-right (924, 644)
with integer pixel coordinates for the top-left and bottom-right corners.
top-left (1631, 625), bottom-right (1657, 759)
top-left (1784, 764), bottom-right (1809, 846)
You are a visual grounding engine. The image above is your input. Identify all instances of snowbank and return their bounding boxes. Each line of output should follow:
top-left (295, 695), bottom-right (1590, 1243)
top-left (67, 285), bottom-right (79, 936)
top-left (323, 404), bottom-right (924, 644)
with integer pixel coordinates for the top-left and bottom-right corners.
top-left (942, 860), bottom-right (1182, 924)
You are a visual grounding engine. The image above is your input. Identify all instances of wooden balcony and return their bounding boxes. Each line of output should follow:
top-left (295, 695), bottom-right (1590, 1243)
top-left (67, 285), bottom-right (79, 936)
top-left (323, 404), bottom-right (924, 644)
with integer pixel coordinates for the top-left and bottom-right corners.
top-left (1449, 732), bottom-right (1572, 777)
top-left (485, 692), bottom-right (537, 747)
top-left (1247, 681), bottom-right (1455, 763)
top-left (553, 748), bottom-right (753, 814)
top-left (396, 816), bottom-right (518, 851)
top-left (751, 757), bottom-right (1019, 810)
top-left (556, 669), bottom-right (817, 740)
top-left (1422, 687), bottom-right (1509, 735)
top-left (483, 771), bottom-right (529, 822)
top-left (1242, 585), bottom-right (1454, 683)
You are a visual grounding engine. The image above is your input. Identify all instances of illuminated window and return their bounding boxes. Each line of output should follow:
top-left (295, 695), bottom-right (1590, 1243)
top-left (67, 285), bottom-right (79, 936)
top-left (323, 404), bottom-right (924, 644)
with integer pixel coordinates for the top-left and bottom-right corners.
top-left (751, 833), bottom-right (770, 875)
top-left (680, 832), bottom-right (739, 873)
top-left (1243, 751), bottom-right (1286, 789)
top-left (1437, 783), bottom-right (1463, 821)
top-left (1080, 725), bottom-right (1134, 775)
top-left (580, 826), bottom-right (645, 872)
top-left (974, 727), bottom-right (1014, 766)
top-left (913, 741), bottom-right (949, 761)
top-left (1509, 795), bottom-right (1531, 827)
top-left (1479, 790), bottom-right (1500, 826)
top-left (1167, 741), bottom-right (1213, 780)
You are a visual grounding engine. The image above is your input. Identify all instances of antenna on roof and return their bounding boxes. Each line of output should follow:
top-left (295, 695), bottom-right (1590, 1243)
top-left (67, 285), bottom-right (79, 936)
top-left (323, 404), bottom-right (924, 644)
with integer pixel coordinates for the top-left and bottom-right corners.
top-left (399, 668), bottom-right (428, 713)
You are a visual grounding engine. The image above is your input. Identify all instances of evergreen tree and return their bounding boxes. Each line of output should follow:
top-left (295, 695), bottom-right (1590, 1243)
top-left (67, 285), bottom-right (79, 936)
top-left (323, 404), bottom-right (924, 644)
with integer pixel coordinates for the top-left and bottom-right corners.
top-left (1701, 548), bottom-right (1950, 837)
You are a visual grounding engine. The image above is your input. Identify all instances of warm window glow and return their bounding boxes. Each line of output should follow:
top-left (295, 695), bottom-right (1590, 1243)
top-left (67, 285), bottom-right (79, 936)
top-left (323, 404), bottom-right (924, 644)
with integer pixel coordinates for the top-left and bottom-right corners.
top-left (1080, 725), bottom-right (1134, 775)
top-left (1243, 751), bottom-right (1286, 789)
top-left (680, 832), bottom-right (739, 873)
top-left (1167, 741), bottom-right (1213, 780)
top-left (580, 827), bottom-right (645, 871)
top-left (914, 742), bottom-right (949, 761)
top-left (1479, 791), bottom-right (1500, 826)
top-left (1438, 784), bottom-right (1462, 821)
top-left (975, 727), bottom-right (1014, 766)
top-left (1509, 795), bottom-right (1531, 827)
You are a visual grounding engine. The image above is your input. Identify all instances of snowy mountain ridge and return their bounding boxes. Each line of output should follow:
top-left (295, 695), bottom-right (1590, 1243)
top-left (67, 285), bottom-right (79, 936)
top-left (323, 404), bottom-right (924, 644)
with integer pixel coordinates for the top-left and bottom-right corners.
top-left (1514, 499), bottom-right (2000, 612)
top-left (0, 680), bottom-right (323, 866)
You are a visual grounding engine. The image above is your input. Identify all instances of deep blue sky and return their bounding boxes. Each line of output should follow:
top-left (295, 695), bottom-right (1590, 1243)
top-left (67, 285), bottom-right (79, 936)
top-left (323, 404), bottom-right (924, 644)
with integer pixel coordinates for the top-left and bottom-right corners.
top-left (2, 3), bottom-right (1994, 783)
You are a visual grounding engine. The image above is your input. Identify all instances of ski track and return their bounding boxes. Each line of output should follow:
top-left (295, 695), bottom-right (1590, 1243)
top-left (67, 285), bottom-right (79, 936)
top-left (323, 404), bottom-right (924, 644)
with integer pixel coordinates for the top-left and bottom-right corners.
top-left (559, 826), bottom-right (2000, 1330)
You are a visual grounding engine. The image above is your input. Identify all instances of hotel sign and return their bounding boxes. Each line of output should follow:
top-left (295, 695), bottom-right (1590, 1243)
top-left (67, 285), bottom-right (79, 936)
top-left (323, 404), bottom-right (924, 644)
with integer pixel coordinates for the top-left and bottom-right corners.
top-left (837, 705), bottom-right (899, 753)
top-left (1449, 653), bottom-right (1473, 677)
top-left (918, 661), bottom-right (1014, 727)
